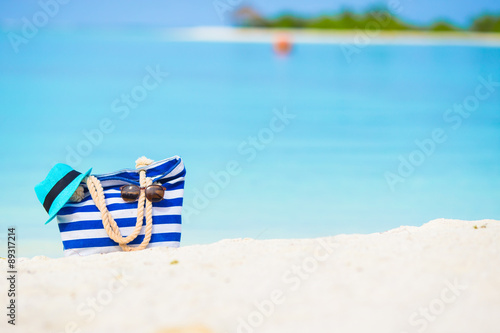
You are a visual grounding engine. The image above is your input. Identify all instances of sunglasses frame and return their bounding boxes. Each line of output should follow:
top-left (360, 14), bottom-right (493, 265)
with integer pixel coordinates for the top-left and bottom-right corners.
top-left (120, 184), bottom-right (166, 203)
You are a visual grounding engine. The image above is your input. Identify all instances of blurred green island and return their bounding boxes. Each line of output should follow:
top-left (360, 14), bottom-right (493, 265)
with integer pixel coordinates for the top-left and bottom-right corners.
top-left (234, 6), bottom-right (500, 32)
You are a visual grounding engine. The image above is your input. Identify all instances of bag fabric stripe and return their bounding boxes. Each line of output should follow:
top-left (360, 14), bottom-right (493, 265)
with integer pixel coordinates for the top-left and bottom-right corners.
top-left (63, 241), bottom-right (180, 257)
top-left (62, 232), bottom-right (181, 249)
top-left (58, 198), bottom-right (183, 215)
top-left (57, 206), bottom-right (182, 223)
top-left (58, 214), bottom-right (181, 232)
top-left (61, 187), bottom-right (185, 209)
top-left (60, 223), bottom-right (182, 241)
top-left (56, 156), bottom-right (185, 257)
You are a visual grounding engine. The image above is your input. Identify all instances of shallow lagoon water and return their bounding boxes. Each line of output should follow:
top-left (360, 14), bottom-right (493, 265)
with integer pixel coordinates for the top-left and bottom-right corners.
top-left (1, 29), bottom-right (499, 257)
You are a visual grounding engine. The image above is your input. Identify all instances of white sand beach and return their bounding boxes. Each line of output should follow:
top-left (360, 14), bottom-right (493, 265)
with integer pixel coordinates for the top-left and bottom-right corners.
top-left (1, 218), bottom-right (500, 333)
top-left (167, 27), bottom-right (500, 47)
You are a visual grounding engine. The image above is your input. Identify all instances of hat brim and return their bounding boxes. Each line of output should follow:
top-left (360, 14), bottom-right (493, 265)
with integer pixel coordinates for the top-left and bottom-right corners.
top-left (45, 167), bottom-right (92, 224)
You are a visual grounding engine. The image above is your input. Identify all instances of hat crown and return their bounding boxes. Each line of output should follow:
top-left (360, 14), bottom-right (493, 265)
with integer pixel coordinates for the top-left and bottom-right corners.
top-left (35, 163), bottom-right (92, 224)
top-left (35, 163), bottom-right (75, 204)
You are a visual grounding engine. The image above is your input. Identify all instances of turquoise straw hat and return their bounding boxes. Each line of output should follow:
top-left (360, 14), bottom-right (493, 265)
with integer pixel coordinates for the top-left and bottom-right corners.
top-left (35, 164), bottom-right (92, 224)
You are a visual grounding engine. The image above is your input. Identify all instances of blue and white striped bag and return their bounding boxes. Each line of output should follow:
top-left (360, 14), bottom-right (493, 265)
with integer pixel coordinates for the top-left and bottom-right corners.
top-left (56, 156), bottom-right (185, 256)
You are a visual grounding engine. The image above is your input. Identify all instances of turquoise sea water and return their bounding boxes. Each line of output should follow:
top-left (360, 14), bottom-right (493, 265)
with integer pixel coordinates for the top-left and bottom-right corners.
top-left (1, 29), bottom-right (499, 257)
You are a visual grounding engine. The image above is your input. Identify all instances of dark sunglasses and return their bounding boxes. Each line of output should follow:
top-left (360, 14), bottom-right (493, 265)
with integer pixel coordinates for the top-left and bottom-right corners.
top-left (120, 184), bottom-right (165, 203)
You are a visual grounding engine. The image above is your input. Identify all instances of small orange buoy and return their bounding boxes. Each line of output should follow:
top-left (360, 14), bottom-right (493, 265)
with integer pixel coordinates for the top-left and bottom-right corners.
top-left (273, 34), bottom-right (292, 56)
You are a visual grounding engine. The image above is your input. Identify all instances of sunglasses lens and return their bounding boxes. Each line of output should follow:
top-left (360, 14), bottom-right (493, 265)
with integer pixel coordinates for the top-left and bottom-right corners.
top-left (121, 185), bottom-right (140, 202)
top-left (146, 185), bottom-right (165, 203)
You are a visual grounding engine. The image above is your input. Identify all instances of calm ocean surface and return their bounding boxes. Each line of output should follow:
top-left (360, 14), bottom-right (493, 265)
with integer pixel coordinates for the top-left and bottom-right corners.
top-left (1, 29), bottom-right (499, 257)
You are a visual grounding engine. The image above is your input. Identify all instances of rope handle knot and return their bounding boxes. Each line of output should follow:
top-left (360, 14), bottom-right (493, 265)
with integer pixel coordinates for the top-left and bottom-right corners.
top-left (85, 157), bottom-right (155, 252)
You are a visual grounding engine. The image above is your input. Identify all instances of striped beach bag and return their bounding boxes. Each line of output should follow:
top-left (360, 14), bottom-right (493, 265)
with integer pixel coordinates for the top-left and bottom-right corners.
top-left (56, 156), bottom-right (185, 256)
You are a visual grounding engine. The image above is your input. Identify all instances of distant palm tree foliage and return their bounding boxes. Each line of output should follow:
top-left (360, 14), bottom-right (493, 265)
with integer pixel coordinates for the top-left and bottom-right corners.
top-left (233, 7), bottom-right (500, 33)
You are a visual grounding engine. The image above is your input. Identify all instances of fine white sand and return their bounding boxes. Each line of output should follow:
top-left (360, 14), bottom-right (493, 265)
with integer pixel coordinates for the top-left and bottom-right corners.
top-left (1, 218), bottom-right (499, 333)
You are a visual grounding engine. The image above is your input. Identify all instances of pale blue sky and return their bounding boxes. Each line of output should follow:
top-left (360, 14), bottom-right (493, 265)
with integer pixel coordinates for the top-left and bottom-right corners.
top-left (1, 0), bottom-right (500, 28)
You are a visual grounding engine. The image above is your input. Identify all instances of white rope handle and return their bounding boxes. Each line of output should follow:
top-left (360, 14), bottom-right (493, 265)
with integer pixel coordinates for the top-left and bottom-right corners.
top-left (85, 157), bottom-right (154, 252)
